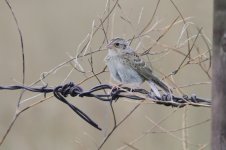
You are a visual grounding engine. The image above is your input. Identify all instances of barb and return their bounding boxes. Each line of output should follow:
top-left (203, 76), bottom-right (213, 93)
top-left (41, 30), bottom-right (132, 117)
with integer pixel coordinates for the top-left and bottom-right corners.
top-left (0, 82), bottom-right (211, 130)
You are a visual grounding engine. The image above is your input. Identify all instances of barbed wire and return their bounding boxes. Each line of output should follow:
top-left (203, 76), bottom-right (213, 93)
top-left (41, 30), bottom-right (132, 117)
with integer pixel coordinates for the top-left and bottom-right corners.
top-left (0, 82), bottom-right (211, 130)
top-left (1, 0), bottom-right (212, 149)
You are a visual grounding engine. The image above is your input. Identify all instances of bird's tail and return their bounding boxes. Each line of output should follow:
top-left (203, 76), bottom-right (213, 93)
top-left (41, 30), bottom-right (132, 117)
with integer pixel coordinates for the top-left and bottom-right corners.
top-left (148, 75), bottom-right (171, 94)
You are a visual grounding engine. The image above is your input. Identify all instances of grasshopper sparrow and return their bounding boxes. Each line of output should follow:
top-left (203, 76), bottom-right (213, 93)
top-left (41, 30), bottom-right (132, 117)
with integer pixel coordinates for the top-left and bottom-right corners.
top-left (105, 38), bottom-right (170, 97)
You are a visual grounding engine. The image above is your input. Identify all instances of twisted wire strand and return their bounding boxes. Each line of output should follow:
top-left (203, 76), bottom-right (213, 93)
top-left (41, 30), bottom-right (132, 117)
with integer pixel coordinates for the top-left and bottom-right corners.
top-left (0, 82), bottom-right (211, 130)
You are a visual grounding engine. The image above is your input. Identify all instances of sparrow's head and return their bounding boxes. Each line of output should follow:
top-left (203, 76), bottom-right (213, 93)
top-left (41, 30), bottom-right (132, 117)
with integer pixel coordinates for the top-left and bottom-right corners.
top-left (107, 38), bottom-right (132, 55)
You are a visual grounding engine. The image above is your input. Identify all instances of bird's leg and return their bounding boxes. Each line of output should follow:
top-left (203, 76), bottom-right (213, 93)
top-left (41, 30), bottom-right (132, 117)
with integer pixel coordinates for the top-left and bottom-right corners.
top-left (108, 82), bottom-right (122, 94)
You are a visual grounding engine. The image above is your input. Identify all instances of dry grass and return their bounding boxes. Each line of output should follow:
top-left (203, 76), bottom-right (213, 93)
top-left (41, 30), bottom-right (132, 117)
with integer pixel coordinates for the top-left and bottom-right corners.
top-left (0, 0), bottom-right (211, 149)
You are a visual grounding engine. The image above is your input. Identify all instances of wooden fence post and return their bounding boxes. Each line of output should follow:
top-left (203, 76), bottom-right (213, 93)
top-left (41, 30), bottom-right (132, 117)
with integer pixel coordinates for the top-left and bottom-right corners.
top-left (212, 0), bottom-right (226, 149)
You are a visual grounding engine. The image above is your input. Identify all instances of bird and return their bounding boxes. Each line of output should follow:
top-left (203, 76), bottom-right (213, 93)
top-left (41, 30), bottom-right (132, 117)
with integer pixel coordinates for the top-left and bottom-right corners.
top-left (104, 37), bottom-right (171, 97)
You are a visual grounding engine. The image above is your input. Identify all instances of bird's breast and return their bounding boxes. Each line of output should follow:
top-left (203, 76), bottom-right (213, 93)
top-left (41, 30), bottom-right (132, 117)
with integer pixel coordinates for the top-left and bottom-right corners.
top-left (105, 55), bottom-right (144, 84)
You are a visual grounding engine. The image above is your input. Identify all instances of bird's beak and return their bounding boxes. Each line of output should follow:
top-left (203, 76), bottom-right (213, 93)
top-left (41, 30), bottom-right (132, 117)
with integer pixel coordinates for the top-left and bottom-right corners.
top-left (107, 43), bottom-right (113, 49)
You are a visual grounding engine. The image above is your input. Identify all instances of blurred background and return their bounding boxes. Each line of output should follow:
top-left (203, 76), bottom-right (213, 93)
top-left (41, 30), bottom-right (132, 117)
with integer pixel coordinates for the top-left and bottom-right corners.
top-left (0, 0), bottom-right (212, 149)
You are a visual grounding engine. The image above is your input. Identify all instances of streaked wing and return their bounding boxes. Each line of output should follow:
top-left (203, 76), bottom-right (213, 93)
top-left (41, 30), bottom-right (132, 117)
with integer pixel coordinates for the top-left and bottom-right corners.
top-left (122, 52), bottom-right (153, 79)
top-left (122, 52), bottom-right (170, 92)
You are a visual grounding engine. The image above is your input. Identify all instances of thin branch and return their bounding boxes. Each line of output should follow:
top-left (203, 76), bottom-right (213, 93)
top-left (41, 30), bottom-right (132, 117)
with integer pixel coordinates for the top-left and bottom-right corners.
top-left (5, 0), bottom-right (25, 85)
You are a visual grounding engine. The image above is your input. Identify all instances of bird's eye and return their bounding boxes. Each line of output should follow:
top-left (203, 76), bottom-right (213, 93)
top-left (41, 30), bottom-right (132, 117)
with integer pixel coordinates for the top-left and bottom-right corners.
top-left (114, 43), bottom-right (120, 47)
